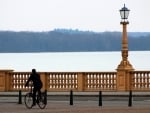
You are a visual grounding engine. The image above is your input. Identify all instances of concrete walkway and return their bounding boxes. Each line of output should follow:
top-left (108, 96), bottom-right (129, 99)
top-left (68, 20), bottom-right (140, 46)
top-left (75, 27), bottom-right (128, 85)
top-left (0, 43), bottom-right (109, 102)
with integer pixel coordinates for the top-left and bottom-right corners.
top-left (0, 100), bottom-right (150, 113)
top-left (0, 92), bottom-right (150, 113)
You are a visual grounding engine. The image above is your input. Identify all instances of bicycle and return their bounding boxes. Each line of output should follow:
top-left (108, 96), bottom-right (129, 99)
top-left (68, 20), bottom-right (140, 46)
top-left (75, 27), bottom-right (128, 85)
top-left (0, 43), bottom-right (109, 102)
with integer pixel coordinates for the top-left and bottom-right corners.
top-left (24, 85), bottom-right (47, 109)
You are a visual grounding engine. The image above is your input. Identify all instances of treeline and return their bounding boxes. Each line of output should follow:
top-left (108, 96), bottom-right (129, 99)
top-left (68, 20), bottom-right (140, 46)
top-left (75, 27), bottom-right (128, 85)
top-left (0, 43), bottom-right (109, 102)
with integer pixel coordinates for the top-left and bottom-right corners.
top-left (0, 29), bottom-right (150, 52)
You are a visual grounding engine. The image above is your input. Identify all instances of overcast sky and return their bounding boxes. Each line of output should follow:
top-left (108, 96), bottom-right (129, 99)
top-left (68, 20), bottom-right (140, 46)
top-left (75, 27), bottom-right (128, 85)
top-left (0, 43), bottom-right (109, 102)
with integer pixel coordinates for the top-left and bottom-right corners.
top-left (0, 0), bottom-right (149, 32)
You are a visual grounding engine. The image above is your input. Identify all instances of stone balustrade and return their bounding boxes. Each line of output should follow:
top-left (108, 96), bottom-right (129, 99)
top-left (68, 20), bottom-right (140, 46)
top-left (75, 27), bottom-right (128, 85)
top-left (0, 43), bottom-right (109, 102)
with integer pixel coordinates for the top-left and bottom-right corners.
top-left (0, 70), bottom-right (150, 92)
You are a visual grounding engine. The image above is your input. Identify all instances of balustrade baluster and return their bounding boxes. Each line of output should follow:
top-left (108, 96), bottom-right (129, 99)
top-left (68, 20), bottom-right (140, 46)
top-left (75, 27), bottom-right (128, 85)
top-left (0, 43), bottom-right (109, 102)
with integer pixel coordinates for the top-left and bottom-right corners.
top-left (147, 73), bottom-right (150, 88)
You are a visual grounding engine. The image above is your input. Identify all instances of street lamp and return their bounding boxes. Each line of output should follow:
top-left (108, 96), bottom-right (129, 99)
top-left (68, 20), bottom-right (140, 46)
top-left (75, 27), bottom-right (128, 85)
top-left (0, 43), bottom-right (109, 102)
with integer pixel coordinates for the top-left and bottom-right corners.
top-left (116, 4), bottom-right (134, 91)
top-left (120, 4), bottom-right (130, 22)
top-left (117, 4), bottom-right (134, 70)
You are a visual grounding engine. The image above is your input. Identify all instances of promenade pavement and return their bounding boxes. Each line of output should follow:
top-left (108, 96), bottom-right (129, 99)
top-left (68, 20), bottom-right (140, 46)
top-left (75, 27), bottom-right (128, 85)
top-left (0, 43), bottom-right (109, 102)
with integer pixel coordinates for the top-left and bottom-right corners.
top-left (0, 92), bottom-right (150, 113)
top-left (0, 99), bottom-right (150, 113)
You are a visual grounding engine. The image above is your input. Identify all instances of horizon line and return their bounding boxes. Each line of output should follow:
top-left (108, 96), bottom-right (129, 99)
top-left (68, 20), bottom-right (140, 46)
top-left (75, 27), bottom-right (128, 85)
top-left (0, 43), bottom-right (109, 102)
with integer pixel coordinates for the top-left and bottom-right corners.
top-left (0, 28), bottom-right (149, 33)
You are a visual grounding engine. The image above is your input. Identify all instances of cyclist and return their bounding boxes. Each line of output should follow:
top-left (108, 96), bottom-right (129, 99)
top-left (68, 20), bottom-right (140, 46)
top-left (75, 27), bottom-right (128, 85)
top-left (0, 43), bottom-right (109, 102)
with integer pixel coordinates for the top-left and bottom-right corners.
top-left (25, 69), bottom-right (43, 106)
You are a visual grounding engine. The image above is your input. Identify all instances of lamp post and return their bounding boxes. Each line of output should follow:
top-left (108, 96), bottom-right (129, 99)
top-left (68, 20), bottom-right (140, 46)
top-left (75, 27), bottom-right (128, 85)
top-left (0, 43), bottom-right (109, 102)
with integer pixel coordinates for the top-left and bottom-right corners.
top-left (117, 4), bottom-right (134, 91)
top-left (117, 4), bottom-right (134, 70)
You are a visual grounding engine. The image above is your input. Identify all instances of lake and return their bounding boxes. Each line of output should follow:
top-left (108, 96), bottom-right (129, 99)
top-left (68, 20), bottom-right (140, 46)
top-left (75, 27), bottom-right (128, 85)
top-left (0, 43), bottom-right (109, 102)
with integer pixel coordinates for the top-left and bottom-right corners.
top-left (0, 51), bottom-right (149, 72)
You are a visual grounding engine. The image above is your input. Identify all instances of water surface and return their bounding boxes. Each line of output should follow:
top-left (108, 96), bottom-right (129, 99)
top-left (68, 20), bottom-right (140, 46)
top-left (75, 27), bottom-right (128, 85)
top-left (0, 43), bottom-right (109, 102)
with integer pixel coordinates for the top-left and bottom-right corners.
top-left (0, 51), bottom-right (149, 72)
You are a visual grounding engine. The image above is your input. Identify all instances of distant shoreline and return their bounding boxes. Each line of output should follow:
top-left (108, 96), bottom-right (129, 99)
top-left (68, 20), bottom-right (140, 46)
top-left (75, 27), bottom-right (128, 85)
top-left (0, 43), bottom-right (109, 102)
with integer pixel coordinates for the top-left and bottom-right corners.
top-left (0, 30), bottom-right (150, 52)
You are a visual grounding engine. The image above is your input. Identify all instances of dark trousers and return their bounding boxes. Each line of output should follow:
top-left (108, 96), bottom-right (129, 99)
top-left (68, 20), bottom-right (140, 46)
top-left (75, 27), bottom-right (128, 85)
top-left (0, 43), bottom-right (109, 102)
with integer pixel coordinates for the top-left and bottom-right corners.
top-left (33, 87), bottom-right (41, 104)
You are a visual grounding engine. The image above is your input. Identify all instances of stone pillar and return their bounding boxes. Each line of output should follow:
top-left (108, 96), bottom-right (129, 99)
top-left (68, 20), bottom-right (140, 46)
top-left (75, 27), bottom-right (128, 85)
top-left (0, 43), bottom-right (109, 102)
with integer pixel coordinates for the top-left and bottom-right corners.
top-left (0, 70), bottom-right (13, 91)
top-left (117, 69), bottom-right (133, 91)
top-left (77, 73), bottom-right (85, 91)
top-left (40, 72), bottom-right (47, 91)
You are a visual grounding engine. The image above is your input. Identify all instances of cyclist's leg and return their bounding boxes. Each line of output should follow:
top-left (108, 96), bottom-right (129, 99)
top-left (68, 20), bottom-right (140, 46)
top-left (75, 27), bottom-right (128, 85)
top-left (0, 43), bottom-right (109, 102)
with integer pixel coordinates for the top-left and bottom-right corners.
top-left (33, 88), bottom-right (37, 105)
top-left (38, 86), bottom-right (42, 99)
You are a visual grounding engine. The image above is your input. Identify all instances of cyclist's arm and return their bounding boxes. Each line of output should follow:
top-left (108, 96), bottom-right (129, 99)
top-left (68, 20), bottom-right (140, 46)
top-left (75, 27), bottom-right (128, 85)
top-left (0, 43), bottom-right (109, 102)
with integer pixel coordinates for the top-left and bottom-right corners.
top-left (25, 75), bottom-right (32, 87)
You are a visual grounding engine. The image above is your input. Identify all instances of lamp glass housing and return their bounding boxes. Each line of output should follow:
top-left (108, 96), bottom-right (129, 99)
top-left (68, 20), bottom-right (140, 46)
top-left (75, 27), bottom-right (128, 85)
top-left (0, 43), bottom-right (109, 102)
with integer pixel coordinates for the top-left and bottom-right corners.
top-left (120, 4), bottom-right (130, 20)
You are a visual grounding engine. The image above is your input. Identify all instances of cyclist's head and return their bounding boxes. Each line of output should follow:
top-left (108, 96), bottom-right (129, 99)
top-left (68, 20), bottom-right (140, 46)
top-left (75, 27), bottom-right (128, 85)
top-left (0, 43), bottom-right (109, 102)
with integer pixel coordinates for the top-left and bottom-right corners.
top-left (32, 69), bottom-right (36, 73)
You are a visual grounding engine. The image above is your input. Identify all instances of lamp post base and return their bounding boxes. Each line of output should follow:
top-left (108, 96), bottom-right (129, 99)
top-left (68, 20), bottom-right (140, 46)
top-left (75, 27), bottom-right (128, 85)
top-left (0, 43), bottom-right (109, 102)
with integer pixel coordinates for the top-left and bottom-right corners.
top-left (117, 60), bottom-right (134, 70)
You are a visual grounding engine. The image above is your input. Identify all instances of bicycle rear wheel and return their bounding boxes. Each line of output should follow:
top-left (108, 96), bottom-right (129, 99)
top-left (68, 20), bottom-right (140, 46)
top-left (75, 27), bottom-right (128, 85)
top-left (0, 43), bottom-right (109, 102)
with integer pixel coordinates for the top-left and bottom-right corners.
top-left (24, 93), bottom-right (33, 109)
top-left (37, 93), bottom-right (46, 109)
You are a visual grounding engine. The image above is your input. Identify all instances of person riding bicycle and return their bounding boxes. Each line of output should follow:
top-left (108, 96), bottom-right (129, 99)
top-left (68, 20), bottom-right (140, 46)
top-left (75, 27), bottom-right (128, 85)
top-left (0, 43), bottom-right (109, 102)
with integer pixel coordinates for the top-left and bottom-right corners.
top-left (25, 69), bottom-right (43, 106)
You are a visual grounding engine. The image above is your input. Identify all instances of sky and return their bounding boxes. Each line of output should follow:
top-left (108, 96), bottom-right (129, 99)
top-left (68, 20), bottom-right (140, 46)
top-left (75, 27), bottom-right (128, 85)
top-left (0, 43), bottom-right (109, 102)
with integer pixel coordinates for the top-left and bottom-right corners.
top-left (0, 0), bottom-right (149, 32)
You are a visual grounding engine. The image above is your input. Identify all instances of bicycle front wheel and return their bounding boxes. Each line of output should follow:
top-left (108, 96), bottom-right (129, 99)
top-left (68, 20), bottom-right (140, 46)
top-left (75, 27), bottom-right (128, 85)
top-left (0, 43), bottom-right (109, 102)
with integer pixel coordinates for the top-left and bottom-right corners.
top-left (24, 93), bottom-right (33, 109)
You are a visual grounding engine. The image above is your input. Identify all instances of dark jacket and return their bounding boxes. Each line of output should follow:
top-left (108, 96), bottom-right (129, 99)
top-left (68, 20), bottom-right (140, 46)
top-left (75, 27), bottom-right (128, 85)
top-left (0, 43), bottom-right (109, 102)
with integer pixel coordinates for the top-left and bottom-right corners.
top-left (25, 73), bottom-right (43, 89)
